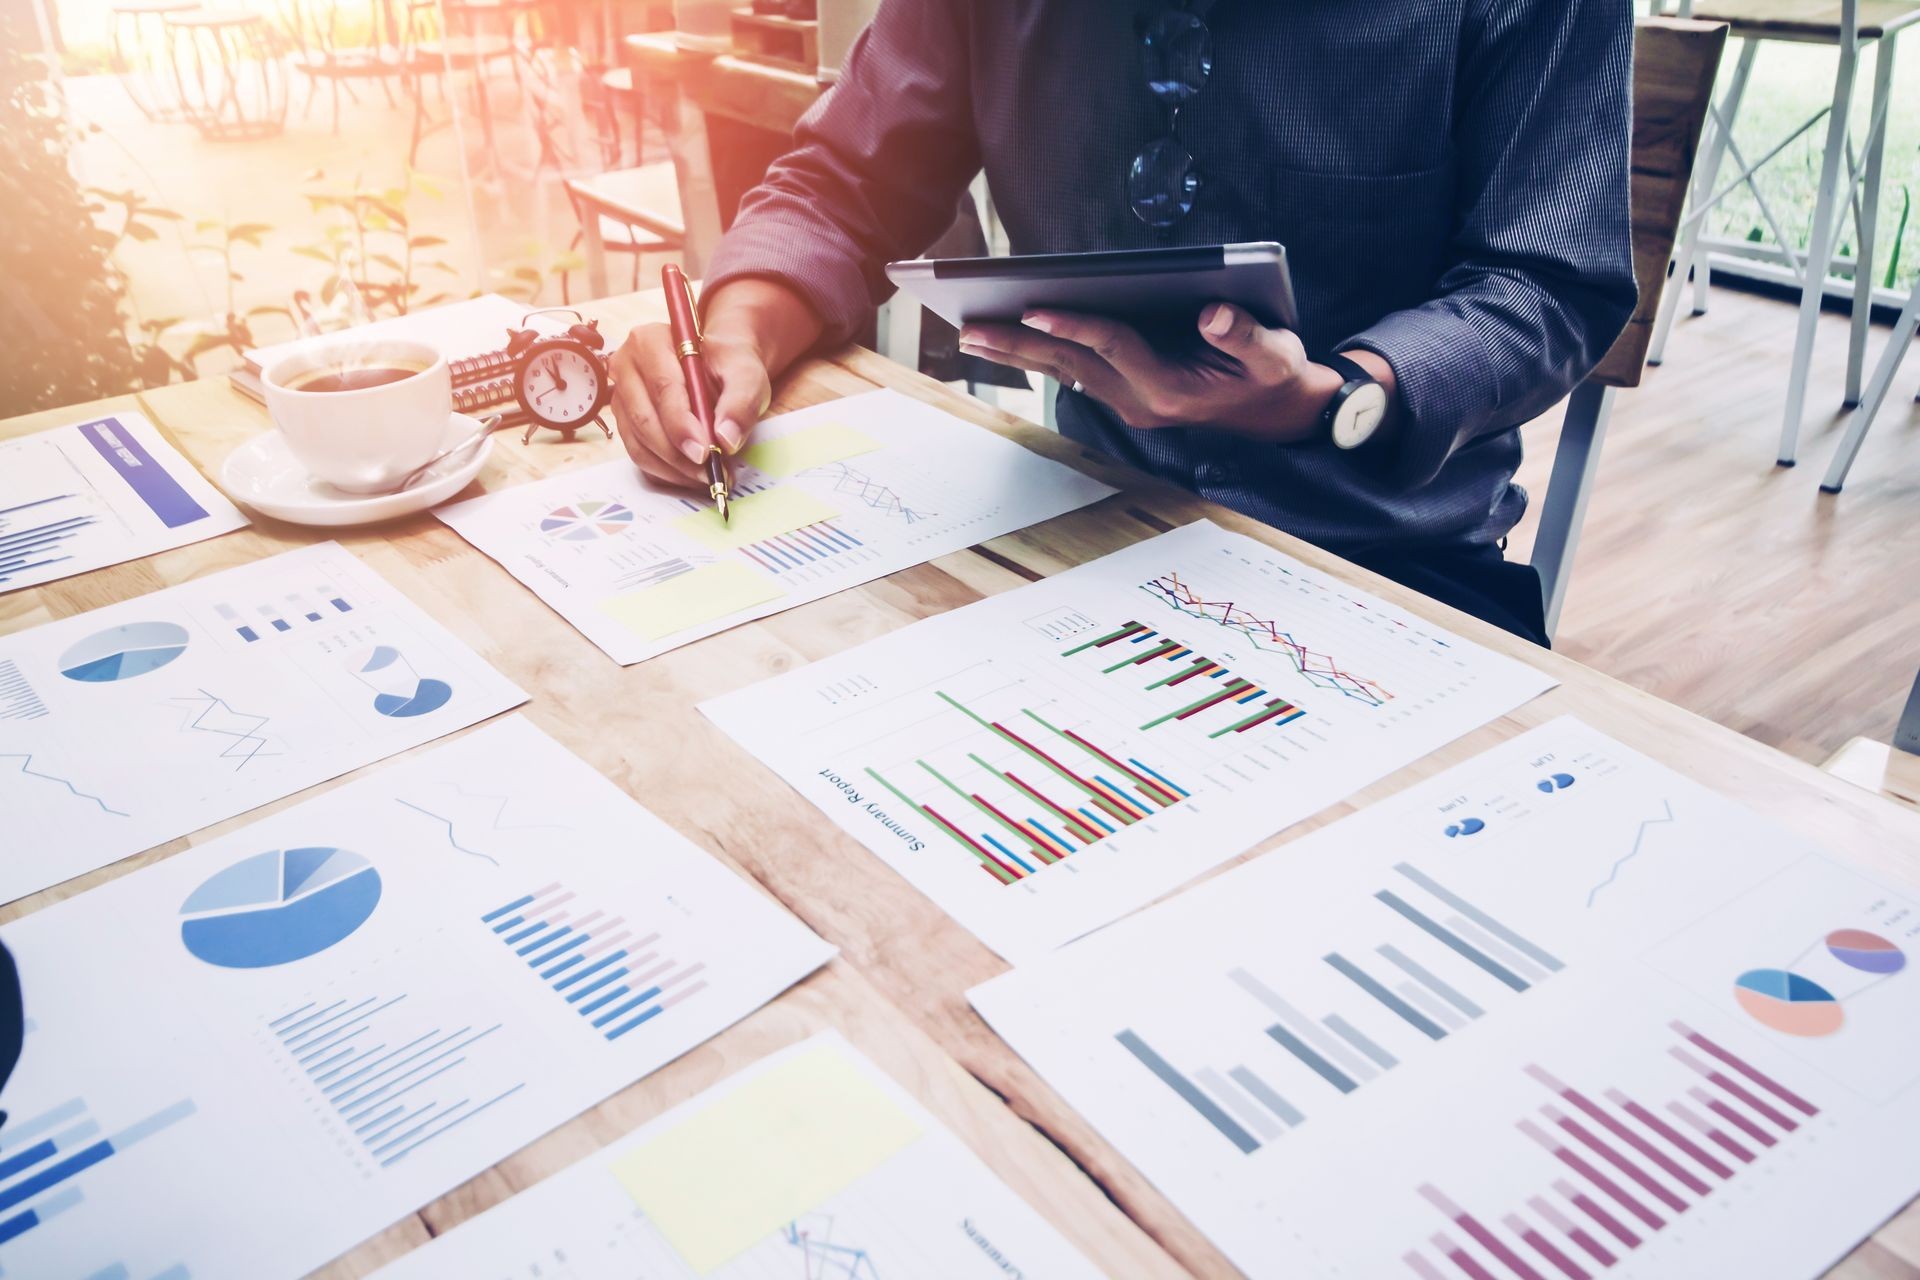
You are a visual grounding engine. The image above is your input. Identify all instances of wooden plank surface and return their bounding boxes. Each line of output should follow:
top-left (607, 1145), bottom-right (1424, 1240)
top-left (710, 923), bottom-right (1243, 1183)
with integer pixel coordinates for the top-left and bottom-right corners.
top-left (1684, 0), bottom-right (1920, 39)
top-left (5, 290), bottom-right (1920, 1278)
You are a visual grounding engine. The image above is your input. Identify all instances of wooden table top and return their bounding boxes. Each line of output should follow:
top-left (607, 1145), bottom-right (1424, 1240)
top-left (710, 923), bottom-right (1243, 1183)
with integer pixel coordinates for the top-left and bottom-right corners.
top-left (624, 30), bottom-right (821, 133)
top-left (6, 290), bottom-right (1920, 1278)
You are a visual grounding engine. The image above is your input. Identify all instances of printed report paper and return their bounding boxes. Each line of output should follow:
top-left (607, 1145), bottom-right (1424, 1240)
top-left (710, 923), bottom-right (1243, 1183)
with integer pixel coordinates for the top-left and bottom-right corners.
top-left (703, 519), bottom-right (1555, 961)
top-left (0, 716), bottom-right (834, 1280)
top-left (0, 412), bottom-right (246, 594)
top-left (435, 389), bottom-right (1117, 664)
top-left (372, 1033), bottom-right (1101, 1280)
top-left (972, 717), bottom-right (1920, 1279)
top-left (0, 542), bottom-right (525, 902)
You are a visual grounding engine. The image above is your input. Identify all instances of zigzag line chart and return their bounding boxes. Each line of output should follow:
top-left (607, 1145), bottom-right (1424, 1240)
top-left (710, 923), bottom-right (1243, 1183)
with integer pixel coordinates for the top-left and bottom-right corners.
top-left (0, 752), bottom-right (129, 815)
top-left (805, 462), bottom-right (934, 524)
top-left (1139, 571), bottom-right (1393, 707)
top-left (171, 689), bottom-right (279, 768)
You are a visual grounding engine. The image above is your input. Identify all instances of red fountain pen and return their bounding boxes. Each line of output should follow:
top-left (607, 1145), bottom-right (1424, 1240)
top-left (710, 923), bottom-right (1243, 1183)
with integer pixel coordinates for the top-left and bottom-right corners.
top-left (661, 263), bottom-right (730, 523)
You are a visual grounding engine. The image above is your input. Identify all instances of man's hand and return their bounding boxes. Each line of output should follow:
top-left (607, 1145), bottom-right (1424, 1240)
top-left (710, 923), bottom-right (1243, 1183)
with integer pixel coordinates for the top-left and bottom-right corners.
top-left (608, 278), bottom-right (823, 488)
top-left (609, 325), bottom-right (772, 488)
top-left (958, 303), bottom-right (1373, 443)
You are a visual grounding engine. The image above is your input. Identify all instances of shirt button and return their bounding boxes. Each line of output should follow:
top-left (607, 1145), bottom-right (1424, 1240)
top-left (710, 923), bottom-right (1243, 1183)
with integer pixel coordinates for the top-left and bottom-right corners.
top-left (1196, 463), bottom-right (1225, 486)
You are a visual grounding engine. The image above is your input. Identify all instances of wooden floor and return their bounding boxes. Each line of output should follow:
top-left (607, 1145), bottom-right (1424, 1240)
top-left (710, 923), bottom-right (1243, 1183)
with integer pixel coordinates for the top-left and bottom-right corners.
top-left (1501, 286), bottom-right (1920, 765)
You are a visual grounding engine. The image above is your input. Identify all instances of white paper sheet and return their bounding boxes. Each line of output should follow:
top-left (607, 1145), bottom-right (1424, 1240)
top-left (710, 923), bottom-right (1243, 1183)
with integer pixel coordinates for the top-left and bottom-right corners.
top-left (702, 519), bottom-right (1555, 962)
top-left (0, 542), bottom-right (526, 902)
top-left (434, 389), bottom-right (1117, 665)
top-left (0, 716), bottom-right (834, 1280)
top-left (971, 716), bottom-right (1920, 1279)
top-left (0, 412), bottom-right (247, 594)
top-left (371, 1031), bottom-right (1101, 1280)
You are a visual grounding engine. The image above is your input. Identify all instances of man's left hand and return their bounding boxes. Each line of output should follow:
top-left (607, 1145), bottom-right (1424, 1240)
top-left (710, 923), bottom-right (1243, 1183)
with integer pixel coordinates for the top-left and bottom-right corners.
top-left (958, 304), bottom-right (1353, 443)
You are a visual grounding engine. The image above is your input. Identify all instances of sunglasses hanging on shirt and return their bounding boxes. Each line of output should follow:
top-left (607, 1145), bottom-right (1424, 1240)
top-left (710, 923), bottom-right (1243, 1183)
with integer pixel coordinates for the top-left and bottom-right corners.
top-left (1129, 0), bottom-right (1214, 228)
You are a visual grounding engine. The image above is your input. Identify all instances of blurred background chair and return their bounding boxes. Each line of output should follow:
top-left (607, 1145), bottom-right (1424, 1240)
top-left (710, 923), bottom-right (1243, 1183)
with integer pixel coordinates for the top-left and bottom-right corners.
top-left (565, 160), bottom-right (684, 295)
top-left (109, 0), bottom-right (200, 121)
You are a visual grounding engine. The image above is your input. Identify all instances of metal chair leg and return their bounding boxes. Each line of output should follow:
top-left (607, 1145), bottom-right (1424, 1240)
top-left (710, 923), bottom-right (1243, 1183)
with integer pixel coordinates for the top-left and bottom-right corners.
top-left (1821, 281), bottom-right (1919, 492)
top-left (1779, 33), bottom-right (1860, 466)
top-left (1531, 381), bottom-right (1617, 642)
top-left (1845, 34), bottom-right (1897, 407)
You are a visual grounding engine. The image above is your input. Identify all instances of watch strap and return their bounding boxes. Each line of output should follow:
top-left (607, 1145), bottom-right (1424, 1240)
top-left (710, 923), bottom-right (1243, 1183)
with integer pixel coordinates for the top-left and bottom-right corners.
top-left (1318, 352), bottom-right (1377, 437)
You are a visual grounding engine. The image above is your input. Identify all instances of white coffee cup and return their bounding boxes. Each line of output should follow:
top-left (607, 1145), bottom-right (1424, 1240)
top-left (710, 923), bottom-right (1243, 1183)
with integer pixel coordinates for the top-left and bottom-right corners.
top-left (262, 337), bottom-right (453, 494)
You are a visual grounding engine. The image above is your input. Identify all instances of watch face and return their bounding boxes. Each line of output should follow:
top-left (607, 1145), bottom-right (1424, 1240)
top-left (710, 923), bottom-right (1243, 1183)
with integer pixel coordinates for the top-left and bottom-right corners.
top-left (1332, 383), bottom-right (1389, 450)
top-left (518, 346), bottom-right (602, 426)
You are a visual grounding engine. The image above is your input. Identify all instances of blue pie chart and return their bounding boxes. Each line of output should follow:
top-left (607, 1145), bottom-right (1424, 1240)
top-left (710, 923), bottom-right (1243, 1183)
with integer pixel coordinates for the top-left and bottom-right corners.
top-left (60, 621), bottom-right (190, 683)
top-left (179, 846), bottom-right (381, 968)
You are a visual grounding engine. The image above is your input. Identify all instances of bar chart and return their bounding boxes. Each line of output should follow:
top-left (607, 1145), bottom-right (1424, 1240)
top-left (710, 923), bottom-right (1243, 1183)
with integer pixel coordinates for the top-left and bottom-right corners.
top-left (0, 1095), bottom-right (197, 1250)
top-left (862, 684), bottom-right (1190, 885)
top-left (0, 494), bottom-right (99, 587)
top-left (1064, 621), bottom-right (1307, 738)
top-left (1399, 1021), bottom-right (1820, 1280)
top-left (267, 992), bottom-right (525, 1171)
top-left (212, 585), bottom-right (355, 644)
top-left (480, 883), bottom-right (708, 1042)
top-left (1114, 861), bottom-right (1566, 1155)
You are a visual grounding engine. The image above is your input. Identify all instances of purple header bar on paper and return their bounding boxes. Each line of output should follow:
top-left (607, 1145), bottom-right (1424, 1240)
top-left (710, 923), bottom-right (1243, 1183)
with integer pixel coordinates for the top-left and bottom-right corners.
top-left (78, 417), bottom-right (210, 529)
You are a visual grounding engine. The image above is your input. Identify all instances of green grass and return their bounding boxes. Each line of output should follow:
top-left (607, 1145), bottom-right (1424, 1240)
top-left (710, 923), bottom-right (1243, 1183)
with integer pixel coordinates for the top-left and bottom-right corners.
top-left (1704, 41), bottom-right (1920, 291)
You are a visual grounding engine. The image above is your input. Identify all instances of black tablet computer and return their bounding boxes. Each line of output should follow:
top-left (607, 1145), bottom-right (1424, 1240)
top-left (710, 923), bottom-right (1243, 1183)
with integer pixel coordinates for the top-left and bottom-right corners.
top-left (885, 242), bottom-right (1299, 343)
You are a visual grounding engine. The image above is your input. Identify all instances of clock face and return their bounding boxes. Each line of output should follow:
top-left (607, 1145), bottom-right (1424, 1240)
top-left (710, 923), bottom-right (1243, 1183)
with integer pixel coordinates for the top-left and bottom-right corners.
top-left (518, 345), bottom-right (603, 426)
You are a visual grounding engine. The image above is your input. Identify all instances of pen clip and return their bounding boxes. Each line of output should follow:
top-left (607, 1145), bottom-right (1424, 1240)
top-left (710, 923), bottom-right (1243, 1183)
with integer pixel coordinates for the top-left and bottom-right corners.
top-left (677, 272), bottom-right (703, 346)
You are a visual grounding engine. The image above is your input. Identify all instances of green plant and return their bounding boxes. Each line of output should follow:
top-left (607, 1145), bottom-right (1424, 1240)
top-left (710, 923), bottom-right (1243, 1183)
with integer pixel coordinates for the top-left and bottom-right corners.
top-left (0, 13), bottom-right (146, 413)
top-left (1884, 185), bottom-right (1911, 289)
top-left (292, 170), bottom-right (461, 326)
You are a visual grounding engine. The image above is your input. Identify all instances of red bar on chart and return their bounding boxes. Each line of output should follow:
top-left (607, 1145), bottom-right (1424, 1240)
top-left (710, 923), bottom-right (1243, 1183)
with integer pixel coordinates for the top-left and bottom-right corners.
top-left (1543, 1104), bottom-right (1690, 1214)
top-left (1670, 1046), bottom-right (1797, 1132)
top-left (1418, 1185), bottom-right (1547, 1280)
top-left (1405, 1251), bottom-right (1452, 1280)
top-left (1551, 1177), bottom-right (1640, 1251)
top-left (1670, 1022), bottom-right (1818, 1117)
top-left (1431, 1231), bottom-right (1498, 1280)
top-left (1519, 1118), bottom-right (1661, 1234)
top-left (1501, 1212), bottom-right (1589, 1280)
top-left (1529, 1194), bottom-right (1617, 1268)
top-left (1606, 1087), bottom-right (1732, 1181)
top-left (1689, 1087), bottom-right (1775, 1148)
top-left (1667, 1098), bottom-right (1755, 1164)
top-left (1528, 1066), bottom-right (1712, 1197)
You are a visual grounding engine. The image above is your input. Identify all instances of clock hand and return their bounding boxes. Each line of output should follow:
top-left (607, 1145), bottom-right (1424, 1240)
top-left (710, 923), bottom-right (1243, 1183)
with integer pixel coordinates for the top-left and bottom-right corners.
top-left (545, 355), bottom-right (568, 393)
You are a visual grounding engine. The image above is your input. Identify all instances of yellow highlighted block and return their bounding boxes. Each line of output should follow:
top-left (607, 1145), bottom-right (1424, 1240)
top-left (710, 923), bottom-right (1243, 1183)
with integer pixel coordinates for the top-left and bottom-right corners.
top-left (598, 561), bottom-right (784, 641)
top-left (672, 486), bottom-right (841, 552)
top-left (611, 1044), bottom-right (922, 1273)
top-left (739, 421), bottom-right (881, 479)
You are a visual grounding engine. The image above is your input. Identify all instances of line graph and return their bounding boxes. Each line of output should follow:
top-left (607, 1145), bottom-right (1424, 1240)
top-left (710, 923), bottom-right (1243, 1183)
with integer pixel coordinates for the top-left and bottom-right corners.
top-left (784, 1215), bottom-right (880, 1279)
top-left (1586, 801), bottom-right (1677, 907)
top-left (806, 462), bottom-right (934, 524)
top-left (171, 689), bottom-right (279, 768)
top-left (1140, 571), bottom-right (1392, 706)
top-left (395, 799), bottom-right (500, 866)
top-left (0, 753), bottom-right (129, 815)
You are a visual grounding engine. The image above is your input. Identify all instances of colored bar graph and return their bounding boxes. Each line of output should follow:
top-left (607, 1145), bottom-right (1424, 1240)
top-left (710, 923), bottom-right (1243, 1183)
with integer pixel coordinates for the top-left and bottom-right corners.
top-left (1418, 1185), bottom-right (1548, 1280)
top-left (1115, 1029), bottom-right (1260, 1155)
top-left (481, 888), bottom-right (700, 1042)
top-left (1324, 952), bottom-right (1447, 1041)
top-left (864, 690), bottom-right (1189, 884)
top-left (1066, 619), bottom-right (1311, 737)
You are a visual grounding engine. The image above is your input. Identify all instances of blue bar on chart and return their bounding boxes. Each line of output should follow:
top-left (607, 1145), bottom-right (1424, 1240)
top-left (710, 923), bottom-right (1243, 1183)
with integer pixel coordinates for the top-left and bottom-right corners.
top-left (480, 883), bottom-right (709, 1042)
top-left (0, 1095), bottom-right (196, 1247)
top-left (266, 992), bottom-right (524, 1170)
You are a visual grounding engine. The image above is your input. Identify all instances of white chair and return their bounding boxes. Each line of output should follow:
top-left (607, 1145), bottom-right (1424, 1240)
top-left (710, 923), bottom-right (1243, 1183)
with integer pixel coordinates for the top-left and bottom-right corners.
top-left (565, 162), bottom-right (686, 297)
top-left (1647, 0), bottom-right (1918, 466)
top-left (1820, 278), bottom-right (1918, 491)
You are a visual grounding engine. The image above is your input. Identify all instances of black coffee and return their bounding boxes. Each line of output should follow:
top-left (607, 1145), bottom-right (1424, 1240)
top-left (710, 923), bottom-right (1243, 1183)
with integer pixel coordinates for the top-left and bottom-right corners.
top-left (290, 364), bottom-right (424, 393)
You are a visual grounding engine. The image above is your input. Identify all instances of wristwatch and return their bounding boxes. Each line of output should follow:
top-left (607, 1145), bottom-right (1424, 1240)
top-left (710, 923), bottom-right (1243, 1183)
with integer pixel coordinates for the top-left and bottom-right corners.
top-left (1319, 352), bottom-right (1389, 451)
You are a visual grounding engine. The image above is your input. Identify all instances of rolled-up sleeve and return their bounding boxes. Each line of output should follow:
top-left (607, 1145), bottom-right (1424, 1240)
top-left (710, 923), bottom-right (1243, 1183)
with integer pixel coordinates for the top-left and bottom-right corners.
top-left (1340, 0), bottom-right (1638, 489)
top-left (700, 0), bottom-right (979, 346)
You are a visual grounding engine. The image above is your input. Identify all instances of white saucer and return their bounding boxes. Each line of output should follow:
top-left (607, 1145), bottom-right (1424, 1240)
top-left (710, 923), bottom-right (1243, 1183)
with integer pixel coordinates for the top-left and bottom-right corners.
top-left (221, 414), bottom-right (494, 527)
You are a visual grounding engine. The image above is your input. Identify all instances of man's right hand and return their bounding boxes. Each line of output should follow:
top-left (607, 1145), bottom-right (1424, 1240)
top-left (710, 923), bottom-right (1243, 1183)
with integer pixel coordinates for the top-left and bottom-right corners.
top-left (609, 324), bottom-right (773, 488)
top-left (609, 277), bottom-right (824, 489)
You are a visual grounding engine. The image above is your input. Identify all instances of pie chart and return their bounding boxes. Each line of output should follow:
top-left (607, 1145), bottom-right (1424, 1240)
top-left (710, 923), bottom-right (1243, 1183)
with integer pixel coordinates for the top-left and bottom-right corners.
top-left (540, 500), bottom-right (634, 542)
top-left (1826, 928), bottom-right (1907, 974)
top-left (352, 645), bottom-right (454, 718)
top-left (180, 846), bottom-right (381, 968)
top-left (59, 621), bottom-right (190, 683)
top-left (1733, 967), bottom-right (1843, 1037)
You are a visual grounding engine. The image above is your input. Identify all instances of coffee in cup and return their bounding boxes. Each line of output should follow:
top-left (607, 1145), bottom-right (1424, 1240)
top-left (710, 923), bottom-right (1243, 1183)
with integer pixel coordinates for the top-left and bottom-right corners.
top-left (263, 338), bottom-right (452, 494)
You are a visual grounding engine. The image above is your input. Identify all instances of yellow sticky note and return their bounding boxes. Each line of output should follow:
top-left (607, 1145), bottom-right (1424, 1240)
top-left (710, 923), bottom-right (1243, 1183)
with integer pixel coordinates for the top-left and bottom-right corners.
top-left (598, 561), bottom-right (784, 640)
top-left (672, 486), bottom-right (842, 552)
top-left (611, 1044), bottom-right (922, 1274)
top-left (739, 422), bottom-right (882, 479)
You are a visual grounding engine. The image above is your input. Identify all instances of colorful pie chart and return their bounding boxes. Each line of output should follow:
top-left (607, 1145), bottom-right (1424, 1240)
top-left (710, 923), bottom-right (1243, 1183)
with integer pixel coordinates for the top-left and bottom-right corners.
top-left (1733, 967), bottom-right (1843, 1037)
top-left (1825, 928), bottom-right (1907, 974)
top-left (179, 846), bottom-right (381, 968)
top-left (540, 500), bottom-right (634, 541)
top-left (59, 621), bottom-right (190, 683)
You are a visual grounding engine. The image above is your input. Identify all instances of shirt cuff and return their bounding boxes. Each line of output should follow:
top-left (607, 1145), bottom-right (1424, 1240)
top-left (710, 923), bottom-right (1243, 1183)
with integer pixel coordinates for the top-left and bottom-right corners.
top-left (700, 220), bottom-right (878, 349)
top-left (1340, 308), bottom-right (1500, 491)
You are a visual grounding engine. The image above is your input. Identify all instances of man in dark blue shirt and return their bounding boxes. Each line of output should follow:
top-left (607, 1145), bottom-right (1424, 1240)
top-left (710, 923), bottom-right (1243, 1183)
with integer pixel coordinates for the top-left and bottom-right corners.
top-left (610, 0), bottom-right (1638, 644)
